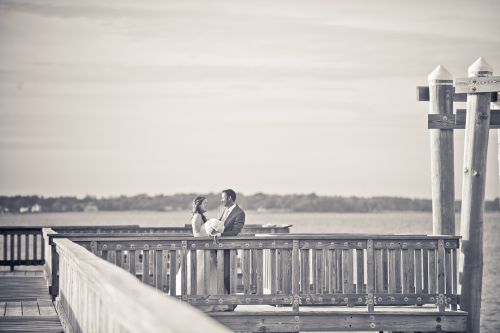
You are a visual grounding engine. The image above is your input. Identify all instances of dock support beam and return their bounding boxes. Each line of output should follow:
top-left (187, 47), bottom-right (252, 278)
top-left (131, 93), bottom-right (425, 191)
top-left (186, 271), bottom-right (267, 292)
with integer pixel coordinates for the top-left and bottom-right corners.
top-left (428, 65), bottom-right (455, 236)
top-left (459, 57), bottom-right (493, 333)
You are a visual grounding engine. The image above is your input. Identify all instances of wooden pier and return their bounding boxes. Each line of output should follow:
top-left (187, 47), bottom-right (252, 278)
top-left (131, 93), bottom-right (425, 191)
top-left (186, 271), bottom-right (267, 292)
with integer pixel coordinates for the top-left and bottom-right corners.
top-left (0, 57), bottom-right (497, 332)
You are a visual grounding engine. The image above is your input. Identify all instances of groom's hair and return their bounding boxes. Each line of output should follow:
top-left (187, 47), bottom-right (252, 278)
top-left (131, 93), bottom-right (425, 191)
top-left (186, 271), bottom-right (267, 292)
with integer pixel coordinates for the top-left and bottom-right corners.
top-left (223, 189), bottom-right (236, 202)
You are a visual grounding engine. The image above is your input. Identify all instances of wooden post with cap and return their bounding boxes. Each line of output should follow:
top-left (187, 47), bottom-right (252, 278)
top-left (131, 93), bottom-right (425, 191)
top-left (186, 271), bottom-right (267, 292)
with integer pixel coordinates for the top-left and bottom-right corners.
top-left (458, 57), bottom-right (493, 333)
top-left (428, 65), bottom-right (455, 235)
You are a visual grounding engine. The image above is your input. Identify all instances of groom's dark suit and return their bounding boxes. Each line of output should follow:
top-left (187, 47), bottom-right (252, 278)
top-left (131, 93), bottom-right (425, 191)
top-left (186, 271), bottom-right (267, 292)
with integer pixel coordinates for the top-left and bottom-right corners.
top-left (219, 204), bottom-right (245, 294)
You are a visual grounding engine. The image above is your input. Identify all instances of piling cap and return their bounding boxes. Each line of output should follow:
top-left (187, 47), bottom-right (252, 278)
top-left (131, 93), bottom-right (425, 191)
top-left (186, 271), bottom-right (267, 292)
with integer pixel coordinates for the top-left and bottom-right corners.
top-left (468, 57), bottom-right (493, 77)
top-left (428, 65), bottom-right (453, 81)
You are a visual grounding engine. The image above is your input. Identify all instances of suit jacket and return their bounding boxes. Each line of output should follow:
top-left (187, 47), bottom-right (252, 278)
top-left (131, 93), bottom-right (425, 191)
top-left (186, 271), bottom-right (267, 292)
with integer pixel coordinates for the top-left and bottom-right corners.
top-left (218, 204), bottom-right (245, 236)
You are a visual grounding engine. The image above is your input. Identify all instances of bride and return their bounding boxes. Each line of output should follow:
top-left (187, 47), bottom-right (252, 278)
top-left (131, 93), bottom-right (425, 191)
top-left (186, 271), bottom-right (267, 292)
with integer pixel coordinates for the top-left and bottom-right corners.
top-left (176, 196), bottom-right (215, 295)
top-left (190, 196), bottom-right (217, 295)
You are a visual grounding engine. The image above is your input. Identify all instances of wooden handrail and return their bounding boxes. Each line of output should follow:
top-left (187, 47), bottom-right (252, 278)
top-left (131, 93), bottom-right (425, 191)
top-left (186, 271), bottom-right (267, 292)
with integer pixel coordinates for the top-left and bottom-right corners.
top-left (53, 238), bottom-right (229, 333)
top-left (66, 234), bottom-right (460, 312)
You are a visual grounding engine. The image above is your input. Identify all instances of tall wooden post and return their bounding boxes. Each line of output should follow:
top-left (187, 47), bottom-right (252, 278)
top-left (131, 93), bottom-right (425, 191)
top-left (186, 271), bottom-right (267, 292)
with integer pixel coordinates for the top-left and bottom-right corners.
top-left (459, 57), bottom-right (493, 333)
top-left (428, 65), bottom-right (455, 235)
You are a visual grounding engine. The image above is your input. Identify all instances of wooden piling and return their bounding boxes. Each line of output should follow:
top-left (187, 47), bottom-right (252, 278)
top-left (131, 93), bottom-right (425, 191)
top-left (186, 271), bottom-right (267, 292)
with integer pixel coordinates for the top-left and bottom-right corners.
top-left (428, 65), bottom-right (455, 235)
top-left (459, 57), bottom-right (493, 333)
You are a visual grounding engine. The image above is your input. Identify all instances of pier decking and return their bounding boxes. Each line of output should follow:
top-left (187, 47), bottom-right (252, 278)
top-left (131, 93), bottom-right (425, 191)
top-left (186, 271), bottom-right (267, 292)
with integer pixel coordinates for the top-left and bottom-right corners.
top-left (0, 267), bottom-right (63, 333)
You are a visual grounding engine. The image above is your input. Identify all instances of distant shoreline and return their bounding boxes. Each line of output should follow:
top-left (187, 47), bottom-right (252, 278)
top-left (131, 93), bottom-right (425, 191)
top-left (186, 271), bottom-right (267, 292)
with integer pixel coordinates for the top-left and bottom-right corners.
top-left (1, 194), bottom-right (499, 215)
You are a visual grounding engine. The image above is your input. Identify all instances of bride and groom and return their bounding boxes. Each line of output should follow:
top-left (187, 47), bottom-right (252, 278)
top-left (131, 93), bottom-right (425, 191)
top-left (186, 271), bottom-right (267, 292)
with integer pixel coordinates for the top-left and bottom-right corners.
top-left (189, 189), bottom-right (245, 311)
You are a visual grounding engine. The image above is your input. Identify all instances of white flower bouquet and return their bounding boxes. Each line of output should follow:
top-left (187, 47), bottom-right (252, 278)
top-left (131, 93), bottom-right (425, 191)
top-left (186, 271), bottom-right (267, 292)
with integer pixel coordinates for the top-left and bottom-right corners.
top-left (204, 218), bottom-right (225, 237)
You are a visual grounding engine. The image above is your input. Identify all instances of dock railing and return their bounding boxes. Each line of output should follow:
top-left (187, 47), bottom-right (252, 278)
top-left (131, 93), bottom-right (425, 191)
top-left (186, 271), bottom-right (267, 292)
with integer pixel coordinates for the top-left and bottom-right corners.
top-left (42, 224), bottom-right (290, 291)
top-left (52, 237), bottom-right (230, 333)
top-left (66, 234), bottom-right (460, 312)
top-left (0, 227), bottom-right (45, 269)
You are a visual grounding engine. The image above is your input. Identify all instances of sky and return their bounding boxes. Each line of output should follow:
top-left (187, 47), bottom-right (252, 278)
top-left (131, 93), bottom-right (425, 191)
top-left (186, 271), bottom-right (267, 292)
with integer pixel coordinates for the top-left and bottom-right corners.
top-left (0, 0), bottom-right (500, 199)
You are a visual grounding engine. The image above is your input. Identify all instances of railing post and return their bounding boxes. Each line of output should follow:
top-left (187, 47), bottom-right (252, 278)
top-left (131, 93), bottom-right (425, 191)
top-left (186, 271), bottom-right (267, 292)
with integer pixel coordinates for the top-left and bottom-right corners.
top-left (292, 240), bottom-right (300, 312)
top-left (428, 65), bottom-right (455, 235)
top-left (366, 240), bottom-right (374, 312)
top-left (50, 241), bottom-right (60, 300)
top-left (459, 57), bottom-right (493, 333)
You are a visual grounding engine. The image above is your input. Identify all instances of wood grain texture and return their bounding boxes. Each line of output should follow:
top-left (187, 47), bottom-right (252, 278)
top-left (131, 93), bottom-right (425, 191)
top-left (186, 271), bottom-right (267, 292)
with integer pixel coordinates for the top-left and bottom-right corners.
top-left (417, 85), bottom-right (498, 102)
top-left (459, 83), bottom-right (491, 333)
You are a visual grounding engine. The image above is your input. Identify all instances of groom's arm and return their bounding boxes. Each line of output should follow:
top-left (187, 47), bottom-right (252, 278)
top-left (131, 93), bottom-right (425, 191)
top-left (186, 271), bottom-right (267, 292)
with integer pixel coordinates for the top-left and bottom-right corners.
top-left (222, 211), bottom-right (245, 236)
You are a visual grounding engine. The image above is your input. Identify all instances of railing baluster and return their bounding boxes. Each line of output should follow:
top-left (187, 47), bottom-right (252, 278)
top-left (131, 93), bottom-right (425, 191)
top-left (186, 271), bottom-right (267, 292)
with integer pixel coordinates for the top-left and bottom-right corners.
top-left (3, 233), bottom-right (7, 261)
top-left (388, 249), bottom-right (397, 293)
top-left (382, 248), bottom-right (388, 292)
top-left (10, 233), bottom-right (15, 263)
top-left (445, 246), bottom-right (452, 308)
top-left (292, 240), bottom-right (300, 311)
top-left (25, 233), bottom-right (30, 260)
top-left (33, 233), bottom-right (38, 261)
top-left (41, 232), bottom-right (45, 261)
top-left (129, 250), bottom-right (136, 277)
top-left (324, 249), bottom-right (330, 293)
top-left (190, 249), bottom-right (197, 295)
top-left (243, 249), bottom-right (251, 294)
top-left (395, 249), bottom-right (402, 293)
top-left (328, 249), bottom-right (336, 293)
top-left (300, 249), bottom-right (308, 293)
top-left (251, 249), bottom-right (257, 294)
top-left (116, 250), bottom-right (123, 268)
top-left (16, 234), bottom-right (21, 261)
top-left (342, 249), bottom-right (353, 295)
top-left (428, 248), bottom-right (437, 294)
top-left (356, 248), bottom-right (364, 294)
top-left (143, 250), bottom-right (150, 285)
top-left (181, 242), bottom-right (187, 296)
top-left (451, 248), bottom-right (458, 311)
top-left (336, 249), bottom-right (342, 293)
top-left (230, 249), bottom-right (238, 294)
top-left (162, 250), bottom-right (169, 293)
top-left (310, 248), bottom-right (316, 293)
top-left (282, 249), bottom-right (292, 295)
top-left (415, 249), bottom-right (423, 294)
top-left (437, 239), bottom-right (445, 311)
top-left (366, 240), bottom-right (375, 312)
top-left (169, 250), bottom-right (176, 295)
top-left (155, 250), bottom-right (163, 291)
top-left (375, 248), bottom-right (383, 292)
top-left (256, 249), bottom-right (264, 295)
top-left (316, 248), bottom-right (324, 294)
top-left (422, 249), bottom-right (429, 294)
top-left (217, 250), bottom-right (225, 295)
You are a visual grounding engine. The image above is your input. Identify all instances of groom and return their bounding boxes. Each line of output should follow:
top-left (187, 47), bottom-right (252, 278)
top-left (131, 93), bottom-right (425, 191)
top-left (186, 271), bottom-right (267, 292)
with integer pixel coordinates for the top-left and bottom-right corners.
top-left (219, 189), bottom-right (245, 297)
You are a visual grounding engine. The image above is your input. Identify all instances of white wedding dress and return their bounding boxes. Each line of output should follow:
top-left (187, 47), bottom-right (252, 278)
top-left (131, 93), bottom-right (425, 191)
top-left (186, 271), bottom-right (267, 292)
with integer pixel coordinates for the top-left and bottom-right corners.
top-left (175, 213), bottom-right (217, 296)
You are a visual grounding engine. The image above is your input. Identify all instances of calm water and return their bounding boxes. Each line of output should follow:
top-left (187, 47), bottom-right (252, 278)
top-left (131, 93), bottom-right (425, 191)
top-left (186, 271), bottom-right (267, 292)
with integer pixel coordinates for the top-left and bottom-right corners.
top-left (1, 211), bottom-right (499, 332)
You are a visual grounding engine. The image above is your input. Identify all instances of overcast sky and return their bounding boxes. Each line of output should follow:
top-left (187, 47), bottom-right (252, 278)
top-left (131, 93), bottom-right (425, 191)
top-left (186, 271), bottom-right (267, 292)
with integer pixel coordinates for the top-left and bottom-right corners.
top-left (1, 0), bottom-right (499, 199)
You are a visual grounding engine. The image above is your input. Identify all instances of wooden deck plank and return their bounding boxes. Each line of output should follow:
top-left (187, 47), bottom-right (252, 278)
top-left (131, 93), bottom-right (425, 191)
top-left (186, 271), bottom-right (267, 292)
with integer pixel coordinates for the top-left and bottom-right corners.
top-left (38, 300), bottom-right (57, 316)
top-left (5, 301), bottom-right (22, 316)
top-left (0, 316), bottom-right (63, 333)
top-left (22, 300), bottom-right (40, 316)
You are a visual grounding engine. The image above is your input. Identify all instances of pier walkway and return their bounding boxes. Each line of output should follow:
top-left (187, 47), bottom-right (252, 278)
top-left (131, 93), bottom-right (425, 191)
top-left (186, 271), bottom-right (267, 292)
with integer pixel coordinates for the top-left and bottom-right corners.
top-left (0, 267), bottom-right (63, 333)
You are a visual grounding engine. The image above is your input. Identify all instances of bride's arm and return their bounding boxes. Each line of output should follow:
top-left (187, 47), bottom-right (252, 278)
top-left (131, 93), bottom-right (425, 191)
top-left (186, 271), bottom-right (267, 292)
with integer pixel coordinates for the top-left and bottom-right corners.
top-left (191, 214), bottom-right (206, 237)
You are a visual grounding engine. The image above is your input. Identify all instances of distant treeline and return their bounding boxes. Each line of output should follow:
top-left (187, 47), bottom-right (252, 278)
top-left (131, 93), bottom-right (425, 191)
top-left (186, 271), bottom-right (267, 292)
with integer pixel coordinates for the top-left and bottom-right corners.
top-left (1, 194), bottom-right (499, 214)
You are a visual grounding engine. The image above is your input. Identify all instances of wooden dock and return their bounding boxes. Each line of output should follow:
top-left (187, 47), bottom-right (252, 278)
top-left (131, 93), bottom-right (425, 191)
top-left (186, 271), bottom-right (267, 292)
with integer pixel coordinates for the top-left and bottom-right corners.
top-left (0, 267), bottom-right (63, 333)
top-left (0, 226), bottom-right (471, 332)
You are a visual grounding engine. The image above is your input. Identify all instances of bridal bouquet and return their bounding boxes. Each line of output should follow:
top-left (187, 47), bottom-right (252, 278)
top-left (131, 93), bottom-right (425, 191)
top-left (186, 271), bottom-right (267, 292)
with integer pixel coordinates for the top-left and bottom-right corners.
top-left (204, 218), bottom-right (225, 237)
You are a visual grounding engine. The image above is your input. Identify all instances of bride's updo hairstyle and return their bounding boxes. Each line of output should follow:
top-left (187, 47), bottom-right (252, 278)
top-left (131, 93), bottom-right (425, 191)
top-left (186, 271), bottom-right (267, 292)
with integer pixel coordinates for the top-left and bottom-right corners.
top-left (192, 196), bottom-right (207, 222)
